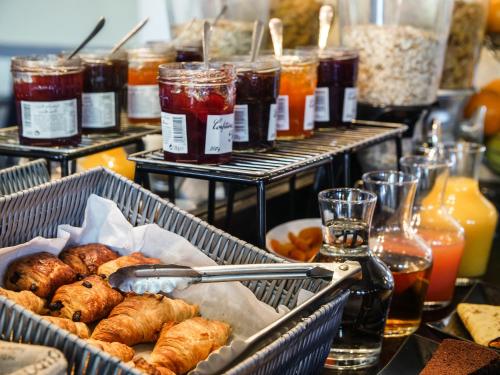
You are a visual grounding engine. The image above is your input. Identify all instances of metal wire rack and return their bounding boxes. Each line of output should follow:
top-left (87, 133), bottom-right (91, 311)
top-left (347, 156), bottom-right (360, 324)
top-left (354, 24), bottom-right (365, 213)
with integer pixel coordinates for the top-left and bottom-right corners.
top-left (130, 121), bottom-right (407, 247)
top-left (0, 125), bottom-right (160, 176)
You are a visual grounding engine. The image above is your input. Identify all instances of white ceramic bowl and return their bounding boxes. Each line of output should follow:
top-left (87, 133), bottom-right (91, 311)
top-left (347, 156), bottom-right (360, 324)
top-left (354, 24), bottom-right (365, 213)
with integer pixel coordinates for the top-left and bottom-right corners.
top-left (266, 218), bottom-right (322, 262)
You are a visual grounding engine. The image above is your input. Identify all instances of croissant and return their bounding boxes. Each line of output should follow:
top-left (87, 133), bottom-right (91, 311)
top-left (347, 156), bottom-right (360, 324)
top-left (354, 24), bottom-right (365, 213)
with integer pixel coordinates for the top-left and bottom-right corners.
top-left (91, 294), bottom-right (199, 346)
top-left (4, 252), bottom-right (76, 298)
top-left (97, 252), bottom-right (161, 278)
top-left (134, 358), bottom-right (175, 375)
top-left (86, 339), bottom-right (135, 362)
top-left (49, 275), bottom-right (123, 323)
top-left (149, 317), bottom-right (231, 374)
top-left (42, 316), bottom-right (90, 339)
top-left (59, 243), bottom-right (119, 278)
top-left (0, 287), bottom-right (47, 314)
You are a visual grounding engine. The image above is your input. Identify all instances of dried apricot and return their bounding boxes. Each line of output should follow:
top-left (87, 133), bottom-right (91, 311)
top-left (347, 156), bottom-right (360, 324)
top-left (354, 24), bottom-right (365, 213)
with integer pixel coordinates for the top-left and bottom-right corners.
top-left (288, 232), bottom-right (310, 251)
top-left (290, 250), bottom-right (307, 261)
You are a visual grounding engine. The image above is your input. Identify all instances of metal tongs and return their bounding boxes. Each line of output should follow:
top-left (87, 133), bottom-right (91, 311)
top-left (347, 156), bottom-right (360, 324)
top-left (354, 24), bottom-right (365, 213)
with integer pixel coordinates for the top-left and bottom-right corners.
top-left (108, 262), bottom-right (361, 295)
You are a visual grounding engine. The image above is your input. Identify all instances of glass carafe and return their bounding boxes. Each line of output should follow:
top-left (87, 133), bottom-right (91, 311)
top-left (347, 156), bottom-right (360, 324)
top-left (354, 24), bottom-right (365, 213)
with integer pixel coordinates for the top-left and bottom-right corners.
top-left (361, 171), bottom-right (432, 337)
top-left (439, 142), bottom-right (498, 283)
top-left (316, 188), bottom-right (394, 370)
top-left (400, 156), bottom-right (465, 310)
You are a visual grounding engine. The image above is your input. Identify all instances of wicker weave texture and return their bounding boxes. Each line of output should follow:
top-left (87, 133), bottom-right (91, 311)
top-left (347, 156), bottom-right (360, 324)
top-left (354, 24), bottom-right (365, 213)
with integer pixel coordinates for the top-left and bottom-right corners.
top-left (0, 159), bottom-right (49, 196)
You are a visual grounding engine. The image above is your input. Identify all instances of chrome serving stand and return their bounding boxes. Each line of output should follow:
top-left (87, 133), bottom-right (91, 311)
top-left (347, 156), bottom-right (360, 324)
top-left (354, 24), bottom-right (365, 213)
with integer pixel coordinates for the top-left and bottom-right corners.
top-left (129, 120), bottom-right (407, 247)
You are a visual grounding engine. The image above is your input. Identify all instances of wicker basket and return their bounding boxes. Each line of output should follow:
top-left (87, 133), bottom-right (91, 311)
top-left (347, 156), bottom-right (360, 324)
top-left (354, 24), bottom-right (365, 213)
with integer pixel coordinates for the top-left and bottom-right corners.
top-left (0, 159), bottom-right (49, 196)
top-left (0, 168), bottom-right (356, 375)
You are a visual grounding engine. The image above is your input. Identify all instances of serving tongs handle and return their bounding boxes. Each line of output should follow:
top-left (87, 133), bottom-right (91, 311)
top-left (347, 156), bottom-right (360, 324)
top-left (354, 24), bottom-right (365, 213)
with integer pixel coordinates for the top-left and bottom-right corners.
top-left (128, 262), bottom-right (356, 283)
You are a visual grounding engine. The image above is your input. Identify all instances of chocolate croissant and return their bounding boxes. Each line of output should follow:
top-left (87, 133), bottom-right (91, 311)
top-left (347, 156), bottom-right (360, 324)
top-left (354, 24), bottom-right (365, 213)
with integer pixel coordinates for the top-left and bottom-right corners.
top-left (42, 316), bottom-right (90, 339)
top-left (4, 252), bottom-right (77, 298)
top-left (0, 287), bottom-right (47, 314)
top-left (59, 243), bottom-right (119, 278)
top-left (49, 275), bottom-right (123, 323)
top-left (97, 252), bottom-right (161, 278)
top-left (86, 339), bottom-right (135, 362)
top-left (149, 317), bottom-right (231, 374)
top-left (91, 294), bottom-right (199, 346)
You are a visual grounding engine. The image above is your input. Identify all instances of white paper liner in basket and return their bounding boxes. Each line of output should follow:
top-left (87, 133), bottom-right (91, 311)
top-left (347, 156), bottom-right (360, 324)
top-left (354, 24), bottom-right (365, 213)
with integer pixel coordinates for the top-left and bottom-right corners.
top-left (0, 194), bottom-right (313, 374)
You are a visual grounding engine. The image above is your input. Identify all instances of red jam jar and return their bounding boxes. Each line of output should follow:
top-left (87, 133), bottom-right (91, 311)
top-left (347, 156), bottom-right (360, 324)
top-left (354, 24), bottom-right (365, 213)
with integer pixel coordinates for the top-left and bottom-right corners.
top-left (158, 62), bottom-right (236, 164)
top-left (228, 57), bottom-right (281, 152)
top-left (314, 48), bottom-right (359, 128)
top-left (11, 55), bottom-right (84, 146)
top-left (80, 51), bottom-right (123, 133)
top-left (127, 47), bottom-right (175, 124)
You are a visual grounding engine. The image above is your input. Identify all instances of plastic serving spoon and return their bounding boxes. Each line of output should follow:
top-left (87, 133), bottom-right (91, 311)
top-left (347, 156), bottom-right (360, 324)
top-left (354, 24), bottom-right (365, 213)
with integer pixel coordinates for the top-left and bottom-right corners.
top-left (268, 18), bottom-right (283, 59)
top-left (318, 4), bottom-right (334, 51)
top-left (108, 261), bottom-right (361, 295)
top-left (66, 17), bottom-right (106, 60)
top-left (110, 17), bottom-right (149, 55)
top-left (202, 21), bottom-right (211, 69)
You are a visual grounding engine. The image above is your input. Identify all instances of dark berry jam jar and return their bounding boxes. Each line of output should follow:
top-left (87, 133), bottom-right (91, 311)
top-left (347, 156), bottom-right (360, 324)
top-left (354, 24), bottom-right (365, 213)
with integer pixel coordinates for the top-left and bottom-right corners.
top-left (314, 48), bottom-right (359, 128)
top-left (227, 57), bottom-right (281, 152)
top-left (11, 55), bottom-right (84, 146)
top-left (80, 51), bottom-right (122, 133)
top-left (158, 62), bottom-right (236, 164)
top-left (175, 46), bottom-right (203, 62)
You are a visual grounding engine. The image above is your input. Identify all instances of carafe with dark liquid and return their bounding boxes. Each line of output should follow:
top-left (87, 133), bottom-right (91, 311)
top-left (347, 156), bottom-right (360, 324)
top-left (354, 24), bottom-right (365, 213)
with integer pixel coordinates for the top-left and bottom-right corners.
top-left (316, 189), bottom-right (394, 370)
top-left (362, 171), bottom-right (433, 337)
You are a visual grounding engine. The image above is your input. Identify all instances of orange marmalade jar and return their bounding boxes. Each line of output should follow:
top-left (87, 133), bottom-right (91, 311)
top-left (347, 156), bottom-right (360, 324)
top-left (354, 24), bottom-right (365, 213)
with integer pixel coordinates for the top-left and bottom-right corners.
top-left (276, 50), bottom-right (318, 140)
top-left (127, 47), bottom-right (174, 124)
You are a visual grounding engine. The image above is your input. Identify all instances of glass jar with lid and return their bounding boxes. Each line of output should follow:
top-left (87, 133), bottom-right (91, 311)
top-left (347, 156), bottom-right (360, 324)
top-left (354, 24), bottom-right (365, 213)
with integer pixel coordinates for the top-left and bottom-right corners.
top-left (314, 47), bottom-right (359, 128)
top-left (79, 50), bottom-right (124, 133)
top-left (11, 55), bottom-right (84, 146)
top-left (224, 56), bottom-right (281, 152)
top-left (276, 49), bottom-right (318, 140)
top-left (158, 62), bottom-right (236, 164)
top-left (339, 0), bottom-right (454, 107)
top-left (440, 0), bottom-right (489, 89)
top-left (127, 46), bottom-right (175, 124)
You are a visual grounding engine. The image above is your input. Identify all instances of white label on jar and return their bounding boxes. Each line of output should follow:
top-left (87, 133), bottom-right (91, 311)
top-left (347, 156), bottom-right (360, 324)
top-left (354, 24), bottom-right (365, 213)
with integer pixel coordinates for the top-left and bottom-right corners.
top-left (342, 87), bottom-right (358, 123)
top-left (303, 95), bottom-right (315, 130)
top-left (205, 113), bottom-right (234, 155)
top-left (314, 87), bottom-right (330, 122)
top-left (267, 104), bottom-right (277, 141)
top-left (233, 104), bottom-right (249, 143)
top-left (127, 84), bottom-right (160, 119)
top-left (161, 112), bottom-right (188, 154)
top-left (21, 99), bottom-right (77, 139)
top-left (82, 92), bottom-right (116, 128)
top-left (276, 95), bottom-right (289, 131)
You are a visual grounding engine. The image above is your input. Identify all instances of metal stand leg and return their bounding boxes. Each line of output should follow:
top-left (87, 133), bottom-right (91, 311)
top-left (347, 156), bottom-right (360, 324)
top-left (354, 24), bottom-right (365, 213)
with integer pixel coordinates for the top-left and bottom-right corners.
top-left (133, 167), bottom-right (143, 184)
top-left (289, 176), bottom-right (296, 219)
top-left (168, 176), bottom-right (176, 204)
top-left (327, 158), bottom-right (335, 188)
top-left (207, 180), bottom-right (216, 224)
top-left (343, 152), bottom-right (351, 187)
top-left (395, 136), bottom-right (403, 170)
top-left (256, 182), bottom-right (266, 248)
top-left (225, 183), bottom-right (235, 229)
top-left (70, 160), bottom-right (77, 174)
top-left (60, 160), bottom-right (70, 177)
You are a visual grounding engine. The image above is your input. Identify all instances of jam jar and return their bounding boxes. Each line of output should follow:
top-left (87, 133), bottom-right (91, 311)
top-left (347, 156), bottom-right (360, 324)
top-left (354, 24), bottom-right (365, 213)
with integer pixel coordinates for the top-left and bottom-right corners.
top-left (175, 46), bottom-right (203, 62)
top-left (11, 55), bottom-right (84, 146)
top-left (158, 62), bottom-right (236, 164)
top-left (80, 51), bottom-right (123, 133)
top-left (314, 48), bottom-right (359, 128)
top-left (127, 47), bottom-right (174, 124)
top-left (276, 50), bottom-right (318, 140)
top-left (228, 56), bottom-right (281, 152)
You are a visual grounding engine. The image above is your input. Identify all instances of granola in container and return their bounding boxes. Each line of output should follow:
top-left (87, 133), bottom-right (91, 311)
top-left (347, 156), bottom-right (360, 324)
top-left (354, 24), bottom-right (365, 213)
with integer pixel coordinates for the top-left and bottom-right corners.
top-left (343, 25), bottom-right (442, 107)
top-left (440, 0), bottom-right (488, 90)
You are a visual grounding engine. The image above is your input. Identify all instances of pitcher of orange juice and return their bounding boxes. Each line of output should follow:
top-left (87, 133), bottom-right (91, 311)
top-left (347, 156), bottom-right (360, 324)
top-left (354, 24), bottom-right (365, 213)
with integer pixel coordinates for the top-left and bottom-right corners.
top-left (438, 143), bottom-right (498, 283)
top-left (400, 156), bottom-right (465, 310)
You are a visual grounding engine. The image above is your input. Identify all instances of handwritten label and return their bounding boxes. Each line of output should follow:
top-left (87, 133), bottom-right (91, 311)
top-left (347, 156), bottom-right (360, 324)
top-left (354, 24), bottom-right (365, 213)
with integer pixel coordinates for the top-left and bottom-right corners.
top-left (205, 113), bottom-right (234, 154)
